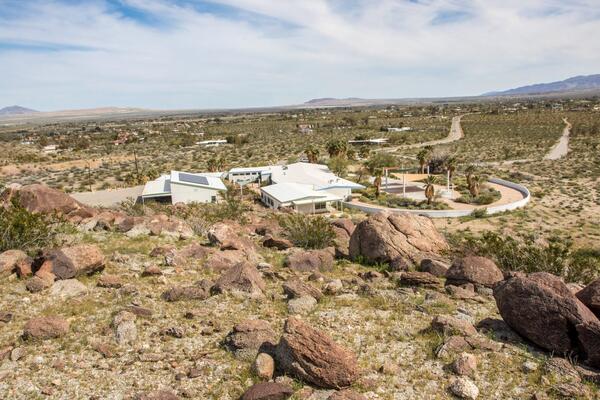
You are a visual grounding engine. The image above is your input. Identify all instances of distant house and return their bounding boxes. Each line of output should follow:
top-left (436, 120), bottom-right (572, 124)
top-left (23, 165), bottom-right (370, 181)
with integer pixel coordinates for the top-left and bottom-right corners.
top-left (297, 124), bottom-right (313, 134)
top-left (348, 138), bottom-right (388, 145)
top-left (42, 144), bottom-right (58, 154)
top-left (387, 127), bottom-right (411, 132)
top-left (142, 171), bottom-right (227, 204)
top-left (197, 139), bottom-right (227, 147)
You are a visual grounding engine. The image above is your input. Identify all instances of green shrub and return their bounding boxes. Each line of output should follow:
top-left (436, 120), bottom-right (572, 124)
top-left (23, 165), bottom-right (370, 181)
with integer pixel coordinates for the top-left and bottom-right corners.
top-left (0, 198), bottom-right (58, 254)
top-left (279, 213), bottom-right (335, 249)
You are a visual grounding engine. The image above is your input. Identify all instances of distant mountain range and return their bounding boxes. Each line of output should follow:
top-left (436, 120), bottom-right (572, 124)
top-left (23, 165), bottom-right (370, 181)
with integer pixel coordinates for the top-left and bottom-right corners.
top-left (483, 74), bottom-right (600, 96)
top-left (0, 105), bottom-right (38, 116)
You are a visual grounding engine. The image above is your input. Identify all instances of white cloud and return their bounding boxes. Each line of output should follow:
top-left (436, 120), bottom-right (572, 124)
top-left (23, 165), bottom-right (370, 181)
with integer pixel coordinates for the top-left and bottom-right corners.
top-left (0, 0), bottom-right (599, 110)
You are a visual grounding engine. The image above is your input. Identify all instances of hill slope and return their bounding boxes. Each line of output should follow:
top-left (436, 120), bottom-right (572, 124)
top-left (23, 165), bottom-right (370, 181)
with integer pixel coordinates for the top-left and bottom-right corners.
top-left (0, 105), bottom-right (38, 116)
top-left (484, 74), bottom-right (600, 96)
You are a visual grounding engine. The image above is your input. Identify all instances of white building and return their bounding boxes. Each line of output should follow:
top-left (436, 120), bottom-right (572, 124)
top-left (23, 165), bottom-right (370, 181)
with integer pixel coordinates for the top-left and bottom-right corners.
top-left (387, 127), bottom-right (412, 132)
top-left (261, 182), bottom-right (342, 213)
top-left (42, 144), bottom-right (58, 154)
top-left (142, 171), bottom-right (227, 204)
top-left (348, 138), bottom-right (389, 145)
top-left (197, 139), bottom-right (227, 147)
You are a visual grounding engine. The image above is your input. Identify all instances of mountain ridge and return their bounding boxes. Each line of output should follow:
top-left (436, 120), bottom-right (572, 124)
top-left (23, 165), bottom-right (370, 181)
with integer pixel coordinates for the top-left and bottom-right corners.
top-left (483, 74), bottom-right (600, 96)
top-left (0, 105), bottom-right (39, 116)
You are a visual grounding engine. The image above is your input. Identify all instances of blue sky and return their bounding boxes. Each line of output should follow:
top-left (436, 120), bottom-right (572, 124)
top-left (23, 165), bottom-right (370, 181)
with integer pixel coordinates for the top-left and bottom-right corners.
top-left (1, 0), bottom-right (599, 111)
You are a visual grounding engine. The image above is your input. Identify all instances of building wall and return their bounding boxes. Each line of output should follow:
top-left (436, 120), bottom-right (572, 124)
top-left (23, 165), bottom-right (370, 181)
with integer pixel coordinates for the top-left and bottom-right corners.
top-left (295, 202), bottom-right (329, 214)
top-left (321, 187), bottom-right (351, 200)
top-left (170, 183), bottom-right (219, 204)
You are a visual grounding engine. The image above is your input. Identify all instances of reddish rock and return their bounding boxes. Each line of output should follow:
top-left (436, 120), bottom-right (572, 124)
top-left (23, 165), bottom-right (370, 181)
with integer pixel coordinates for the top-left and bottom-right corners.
top-left (276, 317), bottom-right (360, 389)
top-left (162, 280), bottom-right (212, 302)
top-left (0, 311), bottom-right (13, 323)
top-left (23, 316), bottom-right (69, 340)
top-left (399, 271), bottom-right (441, 288)
top-left (41, 244), bottom-right (105, 280)
top-left (331, 218), bottom-right (354, 259)
top-left (420, 258), bottom-right (450, 277)
top-left (576, 278), bottom-right (600, 318)
top-left (211, 262), bottom-right (266, 297)
top-left (0, 250), bottom-right (29, 276)
top-left (262, 235), bottom-right (294, 250)
top-left (25, 273), bottom-right (54, 293)
top-left (224, 319), bottom-right (277, 360)
top-left (97, 274), bottom-right (123, 288)
top-left (452, 353), bottom-right (477, 377)
top-left (446, 256), bottom-right (503, 288)
top-left (327, 390), bottom-right (367, 400)
top-left (14, 257), bottom-right (33, 278)
top-left (142, 265), bottom-right (162, 277)
top-left (282, 278), bottom-right (323, 301)
top-left (431, 315), bottom-right (478, 337)
top-left (208, 222), bottom-right (255, 252)
top-left (331, 218), bottom-right (355, 236)
top-left (349, 212), bottom-right (448, 264)
top-left (494, 272), bottom-right (600, 367)
top-left (1, 184), bottom-right (95, 218)
top-left (239, 382), bottom-right (293, 400)
top-left (164, 243), bottom-right (210, 267)
top-left (284, 249), bottom-right (334, 272)
top-left (135, 390), bottom-right (179, 400)
top-left (147, 214), bottom-right (193, 239)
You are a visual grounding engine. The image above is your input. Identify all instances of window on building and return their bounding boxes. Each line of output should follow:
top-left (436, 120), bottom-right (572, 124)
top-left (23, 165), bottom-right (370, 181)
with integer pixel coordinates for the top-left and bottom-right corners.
top-left (315, 202), bottom-right (327, 210)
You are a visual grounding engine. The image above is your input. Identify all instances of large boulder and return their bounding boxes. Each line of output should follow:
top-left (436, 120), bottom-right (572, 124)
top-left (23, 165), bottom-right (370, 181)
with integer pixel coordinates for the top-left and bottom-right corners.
top-left (39, 244), bottom-right (105, 280)
top-left (494, 272), bottom-right (600, 367)
top-left (224, 319), bottom-right (277, 360)
top-left (348, 212), bottom-right (448, 265)
top-left (577, 279), bottom-right (600, 318)
top-left (23, 316), bottom-right (69, 340)
top-left (446, 256), bottom-right (503, 288)
top-left (284, 249), bottom-right (334, 272)
top-left (275, 317), bottom-right (360, 389)
top-left (164, 243), bottom-right (210, 267)
top-left (147, 214), bottom-right (194, 240)
top-left (331, 218), bottom-right (355, 259)
top-left (211, 262), bottom-right (266, 297)
top-left (1, 184), bottom-right (95, 219)
top-left (0, 249), bottom-right (29, 277)
top-left (283, 278), bottom-right (323, 301)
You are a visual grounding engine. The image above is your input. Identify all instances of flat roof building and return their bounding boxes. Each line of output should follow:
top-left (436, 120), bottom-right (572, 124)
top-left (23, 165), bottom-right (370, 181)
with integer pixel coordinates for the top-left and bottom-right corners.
top-left (142, 170), bottom-right (227, 204)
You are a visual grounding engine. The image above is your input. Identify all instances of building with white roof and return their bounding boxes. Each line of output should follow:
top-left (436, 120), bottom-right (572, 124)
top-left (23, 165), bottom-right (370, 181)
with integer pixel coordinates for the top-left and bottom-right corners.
top-left (142, 170), bottom-right (227, 204)
top-left (260, 182), bottom-right (343, 214)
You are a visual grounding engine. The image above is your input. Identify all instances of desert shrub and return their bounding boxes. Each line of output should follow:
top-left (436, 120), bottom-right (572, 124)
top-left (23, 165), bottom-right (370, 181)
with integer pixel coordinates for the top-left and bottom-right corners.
top-left (469, 208), bottom-right (488, 218)
top-left (0, 198), bottom-right (58, 254)
top-left (451, 231), bottom-right (599, 284)
top-left (278, 213), bottom-right (335, 249)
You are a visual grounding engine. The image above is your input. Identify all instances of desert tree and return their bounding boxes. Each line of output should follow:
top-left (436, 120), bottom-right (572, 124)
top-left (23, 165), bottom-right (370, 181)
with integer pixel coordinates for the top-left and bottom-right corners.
top-left (424, 175), bottom-right (436, 204)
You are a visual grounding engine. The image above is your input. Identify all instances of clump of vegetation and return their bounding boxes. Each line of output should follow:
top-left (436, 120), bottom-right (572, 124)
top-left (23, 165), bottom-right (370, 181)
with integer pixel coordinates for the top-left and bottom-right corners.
top-left (0, 198), bottom-right (59, 254)
top-left (278, 213), bottom-right (335, 249)
top-left (451, 231), bottom-right (600, 284)
top-left (359, 189), bottom-right (449, 210)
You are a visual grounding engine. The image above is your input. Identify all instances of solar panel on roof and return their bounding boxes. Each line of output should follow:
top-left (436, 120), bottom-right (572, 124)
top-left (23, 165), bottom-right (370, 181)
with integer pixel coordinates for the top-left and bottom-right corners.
top-left (178, 172), bottom-right (209, 186)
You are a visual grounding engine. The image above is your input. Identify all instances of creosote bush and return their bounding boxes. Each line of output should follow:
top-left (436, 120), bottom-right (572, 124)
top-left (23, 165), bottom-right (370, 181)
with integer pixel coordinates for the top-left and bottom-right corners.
top-left (278, 213), bottom-right (335, 249)
top-left (0, 198), bottom-right (58, 254)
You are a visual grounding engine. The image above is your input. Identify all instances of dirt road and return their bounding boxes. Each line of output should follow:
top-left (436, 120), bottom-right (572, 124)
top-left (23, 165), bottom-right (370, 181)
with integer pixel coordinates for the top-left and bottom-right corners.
top-left (544, 118), bottom-right (571, 160)
top-left (380, 115), bottom-right (464, 154)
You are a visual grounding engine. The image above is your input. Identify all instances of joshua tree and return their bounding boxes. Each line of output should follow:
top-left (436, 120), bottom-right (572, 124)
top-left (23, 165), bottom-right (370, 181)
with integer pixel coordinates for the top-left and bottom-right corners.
top-left (465, 164), bottom-right (476, 187)
top-left (424, 175), bottom-right (436, 205)
top-left (305, 145), bottom-right (319, 163)
top-left (469, 175), bottom-right (482, 198)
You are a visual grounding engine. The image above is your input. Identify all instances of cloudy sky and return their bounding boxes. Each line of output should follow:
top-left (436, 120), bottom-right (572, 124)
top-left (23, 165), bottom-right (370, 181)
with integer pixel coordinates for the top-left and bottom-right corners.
top-left (1, 0), bottom-right (600, 111)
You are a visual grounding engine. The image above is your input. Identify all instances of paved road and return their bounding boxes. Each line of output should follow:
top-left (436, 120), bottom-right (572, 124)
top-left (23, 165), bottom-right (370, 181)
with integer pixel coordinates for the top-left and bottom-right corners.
top-left (544, 118), bottom-right (571, 160)
top-left (71, 186), bottom-right (144, 207)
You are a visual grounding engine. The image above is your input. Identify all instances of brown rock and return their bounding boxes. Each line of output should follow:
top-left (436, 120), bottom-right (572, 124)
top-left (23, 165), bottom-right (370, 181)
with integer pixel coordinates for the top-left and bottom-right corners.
top-left (224, 319), bottom-right (277, 361)
top-left (275, 317), bottom-right (360, 389)
top-left (446, 256), bottom-right (503, 288)
top-left (431, 315), bottom-right (478, 337)
top-left (164, 243), bottom-right (210, 267)
top-left (239, 382), bottom-right (293, 400)
top-left (446, 285), bottom-right (476, 300)
top-left (1, 184), bottom-right (95, 218)
top-left (420, 258), bottom-right (449, 277)
top-left (576, 278), bottom-right (600, 318)
top-left (208, 222), bottom-right (255, 252)
top-left (252, 352), bottom-right (275, 380)
top-left (452, 353), bottom-right (477, 376)
top-left (23, 316), bottom-right (69, 340)
top-left (203, 250), bottom-right (247, 272)
top-left (331, 218), bottom-right (354, 259)
top-left (0, 249), bottom-right (29, 276)
top-left (142, 265), bottom-right (162, 277)
top-left (494, 272), bottom-right (600, 367)
top-left (135, 390), bottom-right (179, 400)
top-left (263, 235), bottom-right (294, 250)
top-left (0, 311), bottom-right (13, 323)
top-left (42, 244), bottom-right (105, 280)
top-left (348, 212), bottom-right (448, 264)
top-left (15, 257), bottom-right (33, 278)
top-left (282, 278), bottom-right (323, 301)
top-left (97, 274), bottom-right (123, 288)
top-left (400, 271), bottom-right (441, 288)
top-left (284, 249), bottom-right (334, 272)
top-left (162, 280), bottom-right (212, 302)
top-left (211, 262), bottom-right (266, 297)
top-left (327, 390), bottom-right (367, 400)
top-left (25, 274), bottom-right (54, 293)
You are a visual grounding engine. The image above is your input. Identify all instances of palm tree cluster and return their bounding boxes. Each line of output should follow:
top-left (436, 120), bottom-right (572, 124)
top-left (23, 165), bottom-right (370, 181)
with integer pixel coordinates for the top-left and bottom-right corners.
top-left (207, 156), bottom-right (226, 172)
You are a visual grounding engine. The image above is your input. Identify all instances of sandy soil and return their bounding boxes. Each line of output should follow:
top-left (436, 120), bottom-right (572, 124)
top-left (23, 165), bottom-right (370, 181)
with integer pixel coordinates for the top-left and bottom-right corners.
top-left (0, 155), bottom-right (136, 176)
top-left (71, 186), bottom-right (144, 207)
top-left (544, 118), bottom-right (571, 160)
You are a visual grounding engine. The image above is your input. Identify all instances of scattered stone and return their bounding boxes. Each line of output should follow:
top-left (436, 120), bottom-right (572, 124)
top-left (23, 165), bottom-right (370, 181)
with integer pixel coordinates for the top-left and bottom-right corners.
top-left (125, 305), bottom-right (154, 318)
top-left (263, 235), bottom-right (294, 250)
top-left (522, 361), bottom-right (538, 373)
top-left (163, 327), bottom-right (185, 338)
top-left (41, 244), bottom-right (105, 280)
top-left (164, 243), bottom-right (210, 267)
top-left (399, 271), bottom-right (441, 288)
top-left (211, 262), bottom-right (266, 297)
top-left (576, 278), bottom-right (600, 318)
top-left (239, 382), bottom-right (293, 400)
top-left (23, 316), bottom-right (69, 340)
top-left (253, 352), bottom-right (275, 380)
top-left (97, 274), bottom-right (123, 288)
top-left (93, 342), bottom-right (116, 358)
top-left (14, 257), bottom-right (33, 278)
top-left (494, 272), bottom-right (600, 367)
top-left (446, 256), bottom-right (503, 288)
top-left (49, 279), bottom-right (88, 299)
top-left (275, 317), bottom-right (359, 389)
top-left (135, 390), bottom-right (179, 400)
top-left (224, 319), bottom-right (277, 361)
top-left (112, 311), bottom-right (137, 345)
top-left (449, 377), bottom-right (479, 399)
top-left (452, 353), bottom-right (477, 377)
top-left (10, 347), bottom-right (25, 362)
top-left (420, 258), bottom-right (449, 277)
top-left (162, 280), bottom-right (212, 302)
top-left (0, 311), bottom-right (13, 323)
top-left (446, 285), bottom-right (476, 300)
top-left (285, 249), bottom-right (334, 272)
top-left (283, 278), bottom-right (323, 301)
top-left (348, 212), bottom-right (448, 264)
top-left (25, 275), bottom-right (54, 293)
top-left (431, 315), bottom-right (477, 337)
top-left (142, 265), bottom-right (162, 276)
top-left (0, 249), bottom-right (29, 276)
top-left (288, 295), bottom-right (317, 315)
top-left (323, 279), bottom-right (343, 295)
top-left (327, 390), bottom-right (367, 400)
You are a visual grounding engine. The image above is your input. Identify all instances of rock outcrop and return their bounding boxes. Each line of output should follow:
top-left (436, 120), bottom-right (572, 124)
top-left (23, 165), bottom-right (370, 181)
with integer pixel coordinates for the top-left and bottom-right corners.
top-left (275, 317), bottom-right (359, 389)
top-left (494, 272), bottom-right (600, 367)
top-left (576, 279), bottom-right (600, 318)
top-left (39, 244), bottom-right (105, 280)
top-left (1, 184), bottom-right (95, 219)
top-left (284, 249), bottom-right (334, 272)
top-left (211, 262), bottom-right (266, 297)
top-left (348, 212), bottom-right (448, 265)
top-left (446, 256), bottom-right (503, 288)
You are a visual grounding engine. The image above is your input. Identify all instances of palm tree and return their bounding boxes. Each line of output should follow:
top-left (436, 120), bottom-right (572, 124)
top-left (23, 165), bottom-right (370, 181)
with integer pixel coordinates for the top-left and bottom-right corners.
top-left (424, 175), bottom-right (436, 204)
top-left (417, 146), bottom-right (433, 174)
top-left (373, 171), bottom-right (383, 198)
top-left (365, 153), bottom-right (397, 198)
top-left (207, 156), bottom-right (225, 172)
top-left (468, 175), bottom-right (482, 198)
top-left (445, 156), bottom-right (457, 180)
top-left (465, 164), bottom-right (476, 188)
top-left (305, 145), bottom-right (319, 163)
top-left (325, 139), bottom-right (348, 158)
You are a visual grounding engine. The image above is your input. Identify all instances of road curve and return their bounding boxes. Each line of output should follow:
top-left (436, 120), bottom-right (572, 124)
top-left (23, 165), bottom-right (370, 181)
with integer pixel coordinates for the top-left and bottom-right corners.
top-left (544, 118), bottom-right (571, 160)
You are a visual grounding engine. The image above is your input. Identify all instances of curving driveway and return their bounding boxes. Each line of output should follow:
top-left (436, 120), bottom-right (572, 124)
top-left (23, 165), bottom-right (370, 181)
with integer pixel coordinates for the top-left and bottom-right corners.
top-left (544, 118), bottom-right (571, 160)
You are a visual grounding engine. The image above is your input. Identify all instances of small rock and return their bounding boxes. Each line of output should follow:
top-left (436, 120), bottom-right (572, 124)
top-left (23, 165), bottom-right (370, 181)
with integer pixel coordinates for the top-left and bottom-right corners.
top-left (49, 279), bottom-right (88, 299)
top-left (431, 315), bottom-right (477, 337)
top-left (452, 353), bottom-right (477, 377)
top-left (239, 382), bottom-right (293, 400)
top-left (449, 377), bottom-right (479, 399)
top-left (142, 265), bottom-right (162, 277)
top-left (0, 311), bottom-right (13, 323)
top-left (162, 327), bottom-right (185, 338)
top-left (224, 319), bottom-right (277, 361)
top-left (288, 296), bottom-right (317, 315)
top-left (327, 390), bottom-right (367, 400)
top-left (112, 311), bottom-right (137, 345)
top-left (23, 316), bottom-right (69, 340)
top-left (323, 279), bottom-right (343, 295)
top-left (10, 347), bottom-right (25, 362)
top-left (253, 352), bottom-right (275, 380)
top-left (523, 361), bottom-right (538, 373)
top-left (97, 274), bottom-right (123, 288)
top-left (135, 390), bottom-right (179, 400)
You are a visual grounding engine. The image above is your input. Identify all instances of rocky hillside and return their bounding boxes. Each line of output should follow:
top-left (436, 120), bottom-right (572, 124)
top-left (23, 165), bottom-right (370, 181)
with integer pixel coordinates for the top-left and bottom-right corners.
top-left (0, 184), bottom-right (599, 399)
top-left (484, 74), bottom-right (600, 96)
